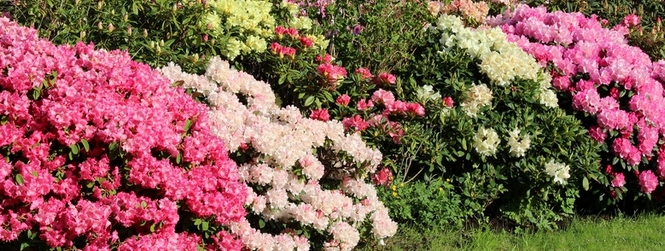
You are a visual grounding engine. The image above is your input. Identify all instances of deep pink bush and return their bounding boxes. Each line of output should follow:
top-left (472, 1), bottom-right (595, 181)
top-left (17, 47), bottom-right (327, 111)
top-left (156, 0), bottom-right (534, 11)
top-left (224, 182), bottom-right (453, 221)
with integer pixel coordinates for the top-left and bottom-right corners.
top-left (0, 18), bottom-right (245, 250)
top-left (488, 5), bottom-right (665, 198)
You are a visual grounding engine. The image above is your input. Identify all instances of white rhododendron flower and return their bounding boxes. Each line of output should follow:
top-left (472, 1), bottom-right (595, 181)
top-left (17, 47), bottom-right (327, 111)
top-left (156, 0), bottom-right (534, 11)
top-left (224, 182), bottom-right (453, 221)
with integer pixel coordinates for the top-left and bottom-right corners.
top-left (544, 160), bottom-right (571, 185)
top-left (159, 56), bottom-right (396, 251)
top-left (538, 89), bottom-right (559, 108)
top-left (416, 85), bottom-right (442, 102)
top-left (506, 128), bottom-right (531, 157)
top-left (433, 14), bottom-right (558, 109)
top-left (473, 127), bottom-right (501, 157)
top-left (461, 83), bottom-right (493, 117)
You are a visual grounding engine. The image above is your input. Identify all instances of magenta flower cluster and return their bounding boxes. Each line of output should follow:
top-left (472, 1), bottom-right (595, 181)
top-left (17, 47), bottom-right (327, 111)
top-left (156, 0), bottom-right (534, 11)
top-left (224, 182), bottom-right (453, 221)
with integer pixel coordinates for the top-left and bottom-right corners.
top-left (489, 5), bottom-right (665, 195)
top-left (337, 80), bottom-right (426, 144)
top-left (0, 18), bottom-right (246, 250)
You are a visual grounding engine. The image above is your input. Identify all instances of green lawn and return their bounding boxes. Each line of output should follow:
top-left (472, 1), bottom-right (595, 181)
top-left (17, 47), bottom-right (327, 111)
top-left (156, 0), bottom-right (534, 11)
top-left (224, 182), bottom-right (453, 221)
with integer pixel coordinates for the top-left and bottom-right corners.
top-left (357, 214), bottom-right (665, 251)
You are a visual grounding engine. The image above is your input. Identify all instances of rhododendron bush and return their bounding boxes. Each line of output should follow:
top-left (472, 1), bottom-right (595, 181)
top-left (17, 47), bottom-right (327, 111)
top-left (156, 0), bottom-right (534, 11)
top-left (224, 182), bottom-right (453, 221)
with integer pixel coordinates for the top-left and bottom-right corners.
top-left (377, 13), bottom-right (603, 229)
top-left (488, 4), bottom-right (665, 209)
top-left (0, 18), bottom-right (247, 250)
top-left (158, 56), bottom-right (397, 251)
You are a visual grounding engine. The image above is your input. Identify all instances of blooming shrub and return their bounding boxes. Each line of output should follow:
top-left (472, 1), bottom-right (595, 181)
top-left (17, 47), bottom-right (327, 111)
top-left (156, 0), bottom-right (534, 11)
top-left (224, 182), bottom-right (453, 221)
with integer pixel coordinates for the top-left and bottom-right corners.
top-left (524, 0), bottom-right (665, 60)
top-left (379, 13), bottom-right (603, 230)
top-left (158, 56), bottom-right (397, 251)
top-left (488, 4), bottom-right (665, 209)
top-left (0, 18), bottom-right (247, 250)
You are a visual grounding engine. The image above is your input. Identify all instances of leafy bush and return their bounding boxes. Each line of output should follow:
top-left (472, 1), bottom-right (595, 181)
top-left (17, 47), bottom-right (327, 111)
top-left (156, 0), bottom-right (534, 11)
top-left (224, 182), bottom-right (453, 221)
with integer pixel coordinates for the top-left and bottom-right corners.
top-left (0, 18), bottom-right (246, 250)
top-left (376, 178), bottom-right (471, 229)
top-left (489, 4), bottom-right (665, 212)
top-left (158, 56), bottom-right (398, 251)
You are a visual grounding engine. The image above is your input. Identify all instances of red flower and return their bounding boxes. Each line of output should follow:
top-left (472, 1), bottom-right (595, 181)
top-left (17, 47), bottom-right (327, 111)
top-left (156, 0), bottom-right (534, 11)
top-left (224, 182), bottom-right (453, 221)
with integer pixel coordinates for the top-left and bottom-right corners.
top-left (443, 97), bottom-right (454, 108)
top-left (299, 36), bottom-right (314, 48)
top-left (336, 94), bottom-right (351, 106)
top-left (372, 168), bottom-right (393, 187)
top-left (309, 109), bottom-right (330, 121)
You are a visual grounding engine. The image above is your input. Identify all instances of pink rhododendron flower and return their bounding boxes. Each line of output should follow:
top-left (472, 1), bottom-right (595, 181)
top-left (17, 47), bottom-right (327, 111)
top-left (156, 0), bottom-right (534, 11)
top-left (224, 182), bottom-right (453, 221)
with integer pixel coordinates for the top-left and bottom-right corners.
top-left (375, 72), bottom-right (396, 86)
top-left (316, 53), bottom-right (333, 64)
top-left (406, 102), bottom-right (426, 117)
top-left (588, 126), bottom-right (606, 142)
top-left (357, 99), bottom-right (374, 111)
top-left (270, 42), bottom-right (296, 59)
top-left (286, 27), bottom-right (299, 38)
top-left (274, 26), bottom-right (288, 39)
top-left (638, 170), bottom-right (658, 194)
top-left (299, 36), bottom-right (314, 48)
top-left (372, 168), bottom-right (393, 187)
top-left (355, 67), bottom-right (374, 81)
top-left (443, 96), bottom-right (454, 108)
top-left (622, 14), bottom-right (641, 28)
top-left (342, 115), bottom-right (370, 132)
top-left (611, 172), bottom-right (626, 188)
top-left (309, 108), bottom-right (330, 121)
top-left (371, 89), bottom-right (395, 106)
top-left (317, 63), bottom-right (347, 87)
top-left (336, 94), bottom-right (351, 106)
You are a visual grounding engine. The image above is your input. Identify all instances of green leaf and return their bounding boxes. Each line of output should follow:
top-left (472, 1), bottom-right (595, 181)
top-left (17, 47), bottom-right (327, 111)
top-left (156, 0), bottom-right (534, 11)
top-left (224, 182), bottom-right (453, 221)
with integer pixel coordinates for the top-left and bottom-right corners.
top-left (32, 88), bottom-right (41, 100)
top-left (109, 141), bottom-right (118, 151)
top-left (31, 171), bottom-right (38, 178)
top-left (304, 96), bottom-right (315, 107)
top-left (582, 177), bottom-right (589, 191)
top-left (194, 218), bottom-right (202, 226)
top-left (15, 174), bottom-right (24, 185)
top-left (150, 223), bottom-right (156, 232)
top-left (258, 218), bottom-right (266, 228)
top-left (323, 91), bottom-right (334, 103)
top-left (184, 119), bottom-right (193, 133)
top-left (141, 201), bottom-right (147, 208)
top-left (81, 139), bottom-right (90, 152)
top-left (201, 221), bottom-right (209, 231)
top-left (70, 144), bottom-right (79, 154)
top-left (171, 80), bottom-right (185, 87)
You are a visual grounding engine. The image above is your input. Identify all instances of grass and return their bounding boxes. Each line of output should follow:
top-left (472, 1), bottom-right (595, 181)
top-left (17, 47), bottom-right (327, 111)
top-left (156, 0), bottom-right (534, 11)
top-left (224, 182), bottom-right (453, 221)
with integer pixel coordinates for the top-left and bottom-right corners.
top-left (356, 214), bottom-right (665, 251)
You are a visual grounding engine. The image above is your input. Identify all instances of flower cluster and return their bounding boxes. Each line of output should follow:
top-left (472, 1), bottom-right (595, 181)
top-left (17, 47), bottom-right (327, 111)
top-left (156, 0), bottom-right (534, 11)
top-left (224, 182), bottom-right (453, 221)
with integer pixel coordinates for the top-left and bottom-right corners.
top-left (317, 63), bottom-right (348, 89)
top-left (159, 56), bottom-right (397, 250)
top-left (507, 128), bottom-right (531, 158)
top-left (460, 83), bottom-right (493, 117)
top-left (473, 127), bottom-right (501, 157)
top-left (415, 85), bottom-right (443, 104)
top-left (428, 0), bottom-right (489, 25)
top-left (270, 42), bottom-right (297, 59)
top-left (490, 5), bottom-right (665, 196)
top-left (340, 86), bottom-right (425, 143)
top-left (284, 0), bottom-right (335, 18)
top-left (544, 160), bottom-right (572, 185)
top-left (433, 14), bottom-right (558, 108)
top-left (0, 18), bottom-right (246, 250)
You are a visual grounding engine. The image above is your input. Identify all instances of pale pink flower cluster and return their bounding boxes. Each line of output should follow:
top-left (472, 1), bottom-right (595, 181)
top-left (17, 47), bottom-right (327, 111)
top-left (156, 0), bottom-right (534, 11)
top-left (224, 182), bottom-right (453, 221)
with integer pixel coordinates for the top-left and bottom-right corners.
top-left (428, 0), bottom-right (489, 24)
top-left (490, 5), bottom-right (665, 194)
top-left (159, 57), bottom-right (397, 250)
top-left (0, 18), bottom-right (245, 249)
